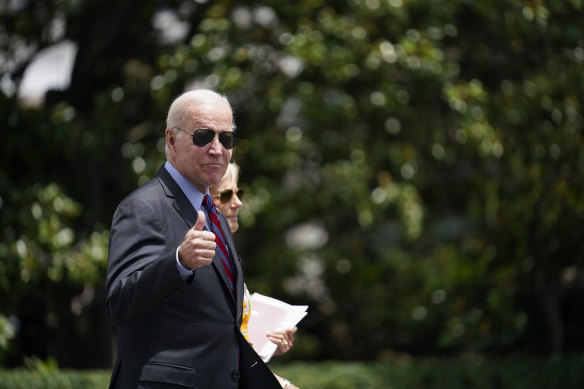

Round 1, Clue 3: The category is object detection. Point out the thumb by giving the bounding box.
[193,210,206,231]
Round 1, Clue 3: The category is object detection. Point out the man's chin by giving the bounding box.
[205,171,225,185]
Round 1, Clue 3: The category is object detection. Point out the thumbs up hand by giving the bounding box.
[178,211,217,269]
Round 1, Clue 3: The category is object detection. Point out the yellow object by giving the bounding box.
[240,284,252,343]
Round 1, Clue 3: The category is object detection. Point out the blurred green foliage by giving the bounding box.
[272,355,584,389]
[1,0,583,368]
[2,357,584,389]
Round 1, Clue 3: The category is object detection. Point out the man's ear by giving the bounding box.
[165,128,176,148]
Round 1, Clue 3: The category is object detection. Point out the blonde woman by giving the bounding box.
[210,162,298,389]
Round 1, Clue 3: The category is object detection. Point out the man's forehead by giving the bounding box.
[184,104,232,129]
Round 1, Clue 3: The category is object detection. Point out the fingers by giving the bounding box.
[285,327,297,338]
[272,328,296,342]
[187,241,216,260]
[268,331,294,355]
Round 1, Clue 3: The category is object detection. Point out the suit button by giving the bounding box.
[231,369,240,380]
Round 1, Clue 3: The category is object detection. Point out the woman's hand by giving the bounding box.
[268,326,297,356]
[275,374,300,388]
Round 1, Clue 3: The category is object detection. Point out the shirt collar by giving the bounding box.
[164,161,208,212]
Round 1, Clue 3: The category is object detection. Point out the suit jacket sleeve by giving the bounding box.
[106,195,189,326]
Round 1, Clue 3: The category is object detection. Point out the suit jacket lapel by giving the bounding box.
[156,167,197,228]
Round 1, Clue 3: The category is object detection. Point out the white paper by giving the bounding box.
[247,293,308,362]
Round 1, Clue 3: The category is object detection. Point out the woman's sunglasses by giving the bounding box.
[218,188,244,203]
[174,127,239,149]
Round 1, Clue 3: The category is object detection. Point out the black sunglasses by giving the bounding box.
[174,127,239,149]
[218,188,244,203]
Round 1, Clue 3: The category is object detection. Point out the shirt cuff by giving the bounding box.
[175,246,194,280]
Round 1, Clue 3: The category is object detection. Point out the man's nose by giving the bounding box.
[208,135,223,153]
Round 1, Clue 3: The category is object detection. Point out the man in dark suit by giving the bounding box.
[106,89,281,388]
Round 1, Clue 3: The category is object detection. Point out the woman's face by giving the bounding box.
[209,169,243,233]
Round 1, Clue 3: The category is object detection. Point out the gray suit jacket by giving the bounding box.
[106,167,280,388]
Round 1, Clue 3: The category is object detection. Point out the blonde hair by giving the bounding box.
[225,162,240,184]
[210,162,240,197]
